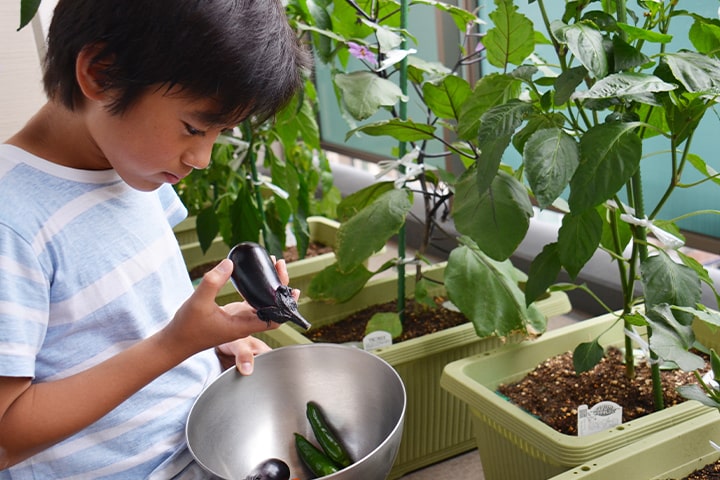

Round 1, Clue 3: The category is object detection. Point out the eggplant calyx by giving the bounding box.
[255,285,311,330]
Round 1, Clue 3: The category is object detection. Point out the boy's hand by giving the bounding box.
[215,337,270,374]
[162,257,300,366]
[214,257,301,374]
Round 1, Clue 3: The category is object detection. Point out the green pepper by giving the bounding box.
[306,401,352,468]
[294,433,340,477]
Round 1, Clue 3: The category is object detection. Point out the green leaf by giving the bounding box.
[689,16,720,57]
[366,312,403,339]
[557,209,603,280]
[554,66,587,106]
[611,35,651,72]
[484,0,535,69]
[476,100,535,195]
[512,113,566,154]
[677,384,720,409]
[646,304,705,372]
[641,251,702,325]
[446,243,535,338]
[336,182,395,222]
[663,51,720,95]
[423,75,472,121]
[335,189,412,271]
[569,122,642,212]
[229,187,263,246]
[554,21,608,78]
[665,96,710,147]
[523,127,579,209]
[196,207,220,254]
[414,278,436,308]
[616,23,673,44]
[334,72,408,121]
[457,73,522,140]
[413,0,481,32]
[347,118,436,142]
[572,72,676,103]
[453,169,533,261]
[573,341,605,374]
[687,153,720,185]
[672,306,720,329]
[306,263,375,303]
[19,0,41,31]
[525,243,562,306]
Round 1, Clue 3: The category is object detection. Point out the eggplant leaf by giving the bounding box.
[306,263,375,303]
[445,242,539,338]
[646,304,705,372]
[335,189,412,272]
[453,168,532,261]
[334,72,408,121]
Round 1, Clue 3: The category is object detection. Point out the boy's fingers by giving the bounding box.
[195,259,233,300]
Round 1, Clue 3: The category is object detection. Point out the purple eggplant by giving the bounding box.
[243,457,291,480]
[227,242,311,330]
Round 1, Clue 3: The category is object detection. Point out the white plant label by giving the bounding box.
[363,331,392,351]
[577,400,623,436]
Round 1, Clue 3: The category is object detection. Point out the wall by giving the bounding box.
[0,2,46,142]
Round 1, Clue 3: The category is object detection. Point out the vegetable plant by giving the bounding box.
[173,78,341,260]
[294,0,720,413]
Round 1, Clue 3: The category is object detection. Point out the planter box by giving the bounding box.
[440,312,720,480]
[550,410,720,479]
[173,216,201,246]
[254,263,572,478]
[179,216,343,305]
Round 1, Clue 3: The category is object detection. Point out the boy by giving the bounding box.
[0,0,310,477]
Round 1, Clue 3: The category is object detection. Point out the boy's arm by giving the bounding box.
[0,259,271,468]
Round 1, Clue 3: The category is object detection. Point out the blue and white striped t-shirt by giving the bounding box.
[0,145,221,479]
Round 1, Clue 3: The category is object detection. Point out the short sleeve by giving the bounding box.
[157,184,188,228]
[0,223,50,378]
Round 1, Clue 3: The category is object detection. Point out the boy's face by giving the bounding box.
[85,85,233,192]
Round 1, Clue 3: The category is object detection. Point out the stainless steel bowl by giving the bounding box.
[186,344,406,479]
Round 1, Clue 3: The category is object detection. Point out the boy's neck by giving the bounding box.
[6,101,111,171]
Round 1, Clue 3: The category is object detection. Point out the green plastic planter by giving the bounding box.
[254,263,572,478]
[550,410,720,479]
[440,312,720,480]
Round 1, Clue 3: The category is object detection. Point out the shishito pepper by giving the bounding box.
[294,433,340,477]
[306,401,352,468]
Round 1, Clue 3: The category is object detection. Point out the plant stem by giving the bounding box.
[396,0,409,323]
[242,121,268,248]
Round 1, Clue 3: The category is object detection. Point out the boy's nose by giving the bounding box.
[181,144,213,170]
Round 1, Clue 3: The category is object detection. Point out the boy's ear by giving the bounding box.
[75,44,114,102]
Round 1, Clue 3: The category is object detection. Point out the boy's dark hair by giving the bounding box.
[43,0,311,125]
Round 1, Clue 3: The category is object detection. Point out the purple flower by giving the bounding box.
[347,42,377,64]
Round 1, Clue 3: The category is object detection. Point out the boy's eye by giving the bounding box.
[184,122,205,137]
